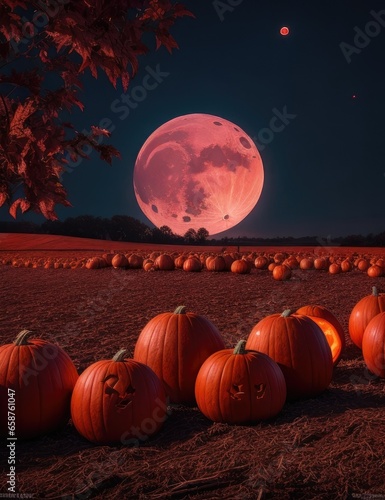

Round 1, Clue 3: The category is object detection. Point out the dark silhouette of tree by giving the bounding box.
[196,227,209,243]
[184,228,197,243]
[108,215,150,242]
[0,1,193,220]
[2,215,385,248]
[0,219,40,233]
[182,227,209,244]
[151,225,181,243]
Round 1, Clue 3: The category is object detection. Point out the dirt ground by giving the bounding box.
[1,245,385,499]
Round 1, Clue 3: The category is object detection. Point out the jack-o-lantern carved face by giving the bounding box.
[102,374,136,409]
[71,351,168,444]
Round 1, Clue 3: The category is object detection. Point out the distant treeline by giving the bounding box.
[1,215,385,247]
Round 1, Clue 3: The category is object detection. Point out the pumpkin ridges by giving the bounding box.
[134,308,225,403]
[86,361,106,442]
[71,356,167,444]
[0,336,78,439]
[219,351,236,423]
[362,312,385,378]
[348,287,385,349]
[195,344,286,424]
[246,312,333,401]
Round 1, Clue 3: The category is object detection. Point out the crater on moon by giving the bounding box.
[133,113,264,236]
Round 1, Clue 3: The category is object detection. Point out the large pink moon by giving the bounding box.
[133,113,264,236]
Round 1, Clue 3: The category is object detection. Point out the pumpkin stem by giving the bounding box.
[233,340,247,354]
[372,286,378,296]
[112,349,127,362]
[281,309,292,317]
[14,330,33,345]
[174,305,187,314]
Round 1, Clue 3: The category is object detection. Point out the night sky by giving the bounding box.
[2,0,385,239]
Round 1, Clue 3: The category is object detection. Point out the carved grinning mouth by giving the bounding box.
[229,383,266,400]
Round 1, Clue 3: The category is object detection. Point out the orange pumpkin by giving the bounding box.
[357,258,370,271]
[0,330,78,439]
[206,255,226,272]
[296,305,345,366]
[340,260,351,272]
[154,254,175,271]
[367,265,383,278]
[362,312,385,378]
[272,264,291,281]
[246,310,333,401]
[133,306,225,403]
[349,286,385,349]
[71,349,167,444]
[174,255,186,269]
[254,256,269,270]
[328,263,341,274]
[230,259,250,274]
[195,340,286,424]
[183,257,202,272]
[299,258,313,270]
[314,257,328,270]
[128,254,144,269]
[111,253,128,269]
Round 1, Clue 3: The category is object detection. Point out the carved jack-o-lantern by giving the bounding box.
[71,350,168,444]
[194,340,286,424]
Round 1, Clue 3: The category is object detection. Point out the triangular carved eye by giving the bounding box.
[229,384,245,400]
[255,383,266,399]
[102,375,136,408]
[103,374,119,395]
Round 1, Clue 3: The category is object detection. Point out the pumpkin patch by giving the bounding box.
[1,239,385,498]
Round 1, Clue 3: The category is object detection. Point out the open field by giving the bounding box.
[1,234,385,499]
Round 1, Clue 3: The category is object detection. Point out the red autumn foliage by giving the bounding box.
[0,0,193,220]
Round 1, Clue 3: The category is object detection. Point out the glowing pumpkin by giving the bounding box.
[296,305,345,366]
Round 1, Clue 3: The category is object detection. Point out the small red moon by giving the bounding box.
[280,26,290,36]
[133,114,264,236]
